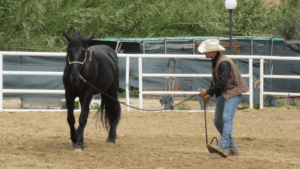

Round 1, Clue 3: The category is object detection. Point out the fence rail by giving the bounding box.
[0,51,299,112]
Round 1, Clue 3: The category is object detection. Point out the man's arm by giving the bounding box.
[206,61,231,97]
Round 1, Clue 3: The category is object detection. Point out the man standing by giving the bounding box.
[197,39,248,158]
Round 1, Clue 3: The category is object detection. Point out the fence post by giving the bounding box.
[126,56,130,112]
[139,56,143,111]
[249,58,253,109]
[260,58,264,109]
[0,54,2,112]
[139,41,145,111]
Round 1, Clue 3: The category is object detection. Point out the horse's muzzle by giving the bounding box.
[70,75,81,85]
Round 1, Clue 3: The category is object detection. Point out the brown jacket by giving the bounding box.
[212,54,248,100]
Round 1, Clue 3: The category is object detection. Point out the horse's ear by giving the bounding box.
[63,32,72,42]
[85,34,94,44]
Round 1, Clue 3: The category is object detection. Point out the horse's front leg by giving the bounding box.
[65,92,77,145]
[74,94,92,151]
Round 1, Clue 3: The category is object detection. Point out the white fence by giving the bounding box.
[0,51,299,112]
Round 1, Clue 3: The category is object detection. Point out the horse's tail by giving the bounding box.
[94,98,109,130]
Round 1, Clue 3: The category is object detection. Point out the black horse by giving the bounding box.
[63,32,121,151]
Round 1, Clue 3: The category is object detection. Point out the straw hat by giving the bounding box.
[198,39,225,53]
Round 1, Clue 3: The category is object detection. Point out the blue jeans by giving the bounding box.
[214,94,241,151]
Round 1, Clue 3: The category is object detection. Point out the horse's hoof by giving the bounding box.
[106,138,115,144]
[74,148,83,153]
[74,144,84,151]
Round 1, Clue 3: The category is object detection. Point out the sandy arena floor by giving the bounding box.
[0,98,300,168]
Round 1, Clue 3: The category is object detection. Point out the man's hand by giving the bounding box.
[197,88,207,98]
[197,88,211,108]
[203,95,212,108]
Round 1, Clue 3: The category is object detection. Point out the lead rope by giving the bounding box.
[203,98,218,148]
[80,75,197,111]
[204,98,208,144]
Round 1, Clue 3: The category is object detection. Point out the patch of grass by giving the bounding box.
[118,87,140,98]
[237,104,249,110]
[238,97,300,110]
[238,104,260,110]
[19,101,30,109]
[61,104,67,109]
[91,104,100,110]
[61,101,80,109]
[265,100,270,107]
[276,97,287,108]
[275,96,300,108]
[253,104,260,110]
[289,102,300,108]
[176,102,190,110]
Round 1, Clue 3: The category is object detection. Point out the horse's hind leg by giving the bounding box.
[104,87,121,143]
[65,93,77,145]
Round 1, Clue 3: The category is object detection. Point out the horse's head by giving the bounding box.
[63,32,94,85]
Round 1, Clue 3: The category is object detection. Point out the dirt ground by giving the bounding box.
[0,98,300,169]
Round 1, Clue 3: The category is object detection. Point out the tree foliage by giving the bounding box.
[0,0,298,51]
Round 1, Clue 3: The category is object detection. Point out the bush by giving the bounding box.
[0,0,292,51]
[275,10,300,40]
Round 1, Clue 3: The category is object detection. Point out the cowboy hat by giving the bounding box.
[198,39,225,53]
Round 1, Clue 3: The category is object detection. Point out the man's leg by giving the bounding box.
[219,94,241,152]
[214,95,226,135]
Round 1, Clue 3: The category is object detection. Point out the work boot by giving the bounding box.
[228,149,239,156]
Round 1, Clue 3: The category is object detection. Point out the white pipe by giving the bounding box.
[0,54,2,111]
[249,58,253,109]
[142,73,250,78]
[0,51,66,57]
[260,59,264,109]
[150,110,215,113]
[118,54,300,60]
[139,57,143,111]
[1,51,299,60]
[115,41,120,52]
[0,108,215,112]
[143,91,198,95]
[143,74,212,78]
[3,89,64,94]
[1,109,81,112]
[118,54,206,58]
[126,56,130,112]
[263,75,300,79]
[222,55,300,60]
[263,92,300,96]
[3,71,63,76]
[142,91,250,95]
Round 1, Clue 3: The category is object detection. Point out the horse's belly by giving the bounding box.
[95,78,115,91]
